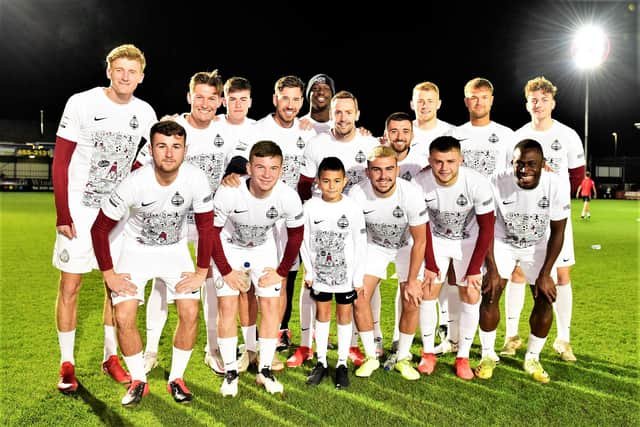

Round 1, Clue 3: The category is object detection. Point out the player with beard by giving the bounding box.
[349,146,437,380]
[91,120,214,406]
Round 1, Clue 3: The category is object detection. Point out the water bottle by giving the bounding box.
[240,261,251,292]
[383,353,398,371]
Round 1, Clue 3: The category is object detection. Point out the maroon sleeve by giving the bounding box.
[211,226,232,276]
[194,211,214,269]
[569,165,585,195]
[466,211,495,276]
[423,222,439,273]
[297,175,315,202]
[52,136,77,226]
[276,225,304,277]
[90,210,118,271]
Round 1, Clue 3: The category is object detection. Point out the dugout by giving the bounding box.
[593,156,640,199]
[0,142,54,191]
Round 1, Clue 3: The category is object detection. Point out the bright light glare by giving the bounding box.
[572,26,610,69]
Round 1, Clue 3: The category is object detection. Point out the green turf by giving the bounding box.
[0,193,638,426]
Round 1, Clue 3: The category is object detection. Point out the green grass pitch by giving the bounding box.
[0,193,638,426]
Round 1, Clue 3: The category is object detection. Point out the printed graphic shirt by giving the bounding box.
[413,166,494,254]
[102,163,212,247]
[452,121,515,177]
[300,195,367,293]
[57,87,157,208]
[213,177,304,250]
[491,170,570,249]
[349,178,428,255]
[301,132,379,194]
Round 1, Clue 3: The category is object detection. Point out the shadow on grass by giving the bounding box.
[75,383,135,427]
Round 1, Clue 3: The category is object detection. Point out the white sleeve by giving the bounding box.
[101,174,135,221]
[473,177,495,216]
[566,129,586,169]
[191,169,215,214]
[132,106,158,167]
[56,93,83,143]
[352,210,367,288]
[299,204,314,282]
[283,188,305,228]
[550,175,571,221]
[213,186,231,227]
[300,140,317,178]
[406,183,429,226]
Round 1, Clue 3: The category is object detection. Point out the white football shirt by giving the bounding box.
[301,132,379,194]
[490,170,570,249]
[300,195,367,293]
[57,87,157,208]
[247,114,317,189]
[413,166,494,255]
[349,178,428,255]
[101,163,212,275]
[452,121,515,177]
[213,177,304,251]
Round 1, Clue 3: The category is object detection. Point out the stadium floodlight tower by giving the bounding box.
[571,25,610,169]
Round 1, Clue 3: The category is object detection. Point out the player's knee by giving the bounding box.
[178,302,199,324]
[114,308,136,330]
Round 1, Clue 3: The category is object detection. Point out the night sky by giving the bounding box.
[1,1,638,160]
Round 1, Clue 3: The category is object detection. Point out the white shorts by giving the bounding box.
[364,243,424,283]
[556,216,575,267]
[275,219,300,271]
[111,238,199,305]
[493,240,558,285]
[432,241,475,286]
[213,246,282,298]
[52,198,125,274]
[111,274,201,306]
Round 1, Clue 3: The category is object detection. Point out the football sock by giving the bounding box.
[168,346,192,382]
[397,332,415,361]
[217,336,238,373]
[457,301,480,358]
[104,325,118,361]
[505,281,526,338]
[392,284,401,342]
[58,329,75,365]
[360,330,376,358]
[258,338,277,371]
[479,329,497,358]
[419,300,437,353]
[315,320,330,367]
[241,324,257,352]
[202,277,218,354]
[123,352,146,382]
[525,334,547,361]
[554,283,573,342]
[300,286,315,348]
[337,322,352,367]
[145,278,168,355]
